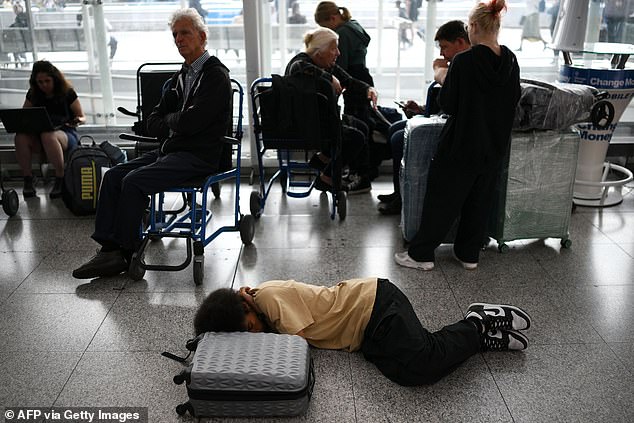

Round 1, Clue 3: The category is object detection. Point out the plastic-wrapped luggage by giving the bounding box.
[488,129,580,252]
[173,332,314,418]
[513,79,605,131]
[400,115,447,242]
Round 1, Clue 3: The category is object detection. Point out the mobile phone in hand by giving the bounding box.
[394,100,407,110]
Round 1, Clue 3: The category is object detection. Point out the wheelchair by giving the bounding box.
[118,69,254,285]
[249,76,347,220]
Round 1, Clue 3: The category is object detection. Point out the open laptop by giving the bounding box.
[0,107,60,133]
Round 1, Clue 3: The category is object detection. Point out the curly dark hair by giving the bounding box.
[28,60,73,103]
[194,288,247,335]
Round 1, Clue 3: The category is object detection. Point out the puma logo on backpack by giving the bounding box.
[62,135,115,215]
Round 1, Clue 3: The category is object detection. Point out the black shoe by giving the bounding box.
[23,176,36,198]
[308,154,327,172]
[49,177,63,199]
[378,197,402,215]
[72,249,128,279]
[377,192,398,203]
[313,176,332,192]
[345,175,371,195]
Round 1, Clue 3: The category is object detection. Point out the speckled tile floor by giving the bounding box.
[1,175,632,423]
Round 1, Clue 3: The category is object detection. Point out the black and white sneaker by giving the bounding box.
[466,303,531,333]
[345,174,371,195]
[481,329,528,351]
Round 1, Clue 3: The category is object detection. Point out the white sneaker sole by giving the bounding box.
[453,252,477,270]
[394,252,434,271]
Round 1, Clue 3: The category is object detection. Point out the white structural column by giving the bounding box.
[243,0,270,169]
[24,0,38,61]
[424,0,438,84]
[89,0,116,125]
[278,0,288,73]
[376,0,383,75]
[81,3,96,74]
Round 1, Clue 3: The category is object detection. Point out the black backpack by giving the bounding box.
[62,136,114,215]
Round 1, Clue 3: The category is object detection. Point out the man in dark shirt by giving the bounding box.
[73,8,232,279]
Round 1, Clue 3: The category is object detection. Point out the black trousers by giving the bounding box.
[341,115,370,175]
[407,157,499,263]
[361,279,480,386]
[92,150,218,251]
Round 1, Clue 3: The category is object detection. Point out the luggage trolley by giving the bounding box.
[120,78,254,285]
[249,76,347,220]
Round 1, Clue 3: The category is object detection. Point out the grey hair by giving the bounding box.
[169,8,209,43]
[304,27,338,56]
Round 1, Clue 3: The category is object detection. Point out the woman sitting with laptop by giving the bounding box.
[15,60,86,198]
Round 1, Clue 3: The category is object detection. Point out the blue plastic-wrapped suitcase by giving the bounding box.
[173,332,314,418]
[400,115,447,242]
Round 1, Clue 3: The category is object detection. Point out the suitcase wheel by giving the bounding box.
[173,370,187,385]
[175,403,190,416]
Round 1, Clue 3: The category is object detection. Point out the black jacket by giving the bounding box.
[437,44,520,173]
[285,52,370,119]
[146,55,232,165]
[285,52,369,99]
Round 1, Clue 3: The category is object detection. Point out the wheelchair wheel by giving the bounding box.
[250,191,262,218]
[336,190,347,220]
[128,252,146,281]
[193,255,204,286]
[2,189,19,217]
[211,182,221,199]
[240,214,255,245]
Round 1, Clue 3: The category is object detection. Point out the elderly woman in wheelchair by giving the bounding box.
[285,26,378,195]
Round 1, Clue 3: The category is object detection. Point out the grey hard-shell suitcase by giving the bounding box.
[173,332,314,418]
[400,115,447,242]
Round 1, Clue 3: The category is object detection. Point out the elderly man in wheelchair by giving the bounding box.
[73,8,235,279]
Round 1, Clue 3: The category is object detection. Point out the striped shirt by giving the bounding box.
[183,50,210,104]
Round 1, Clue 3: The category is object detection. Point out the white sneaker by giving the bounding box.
[394,252,434,271]
[453,251,478,270]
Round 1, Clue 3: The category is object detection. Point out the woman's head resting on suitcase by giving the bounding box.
[303,27,340,69]
[194,288,268,335]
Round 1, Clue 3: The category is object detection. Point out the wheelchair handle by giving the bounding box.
[119,133,160,143]
[117,106,139,118]
[223,136,240,145]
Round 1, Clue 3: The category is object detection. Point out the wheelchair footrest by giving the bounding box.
[135,234,202,272]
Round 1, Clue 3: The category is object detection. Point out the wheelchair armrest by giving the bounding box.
[223,136,240,145]
[117,106,139,118]
[119,133,160,143]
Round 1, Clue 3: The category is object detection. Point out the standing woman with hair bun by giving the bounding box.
[314,1,376,127]
[395,0,521,271]
[314,1,373,86]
